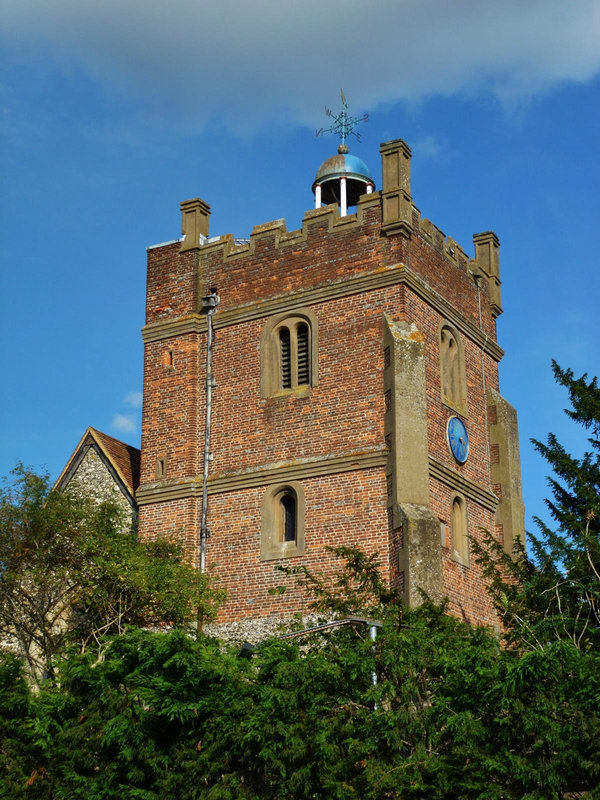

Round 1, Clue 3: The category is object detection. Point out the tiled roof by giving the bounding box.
[55,427,140,498]
[90,428,141,495]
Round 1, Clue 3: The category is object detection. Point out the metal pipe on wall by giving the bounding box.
[369,623,378,709]
[200,289,220,575]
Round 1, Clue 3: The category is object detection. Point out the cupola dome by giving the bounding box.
[312,145,375,213]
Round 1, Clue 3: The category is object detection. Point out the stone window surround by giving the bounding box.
[451,493,469,567]
[260,481,306,561]
[156,455,167,480]
[260,309,318,398]
[439,320,468,418]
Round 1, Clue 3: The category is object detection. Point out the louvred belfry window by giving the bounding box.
[276,320,311,390]
[296,323,310,385]
[260,311,318,398]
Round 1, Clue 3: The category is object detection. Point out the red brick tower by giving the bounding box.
[137,136,524,630]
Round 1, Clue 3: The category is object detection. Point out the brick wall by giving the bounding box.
[140,332,202,483]
[207,468,388,622]
[138,188,506,629]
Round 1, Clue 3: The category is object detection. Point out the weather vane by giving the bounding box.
[316,90,368,153]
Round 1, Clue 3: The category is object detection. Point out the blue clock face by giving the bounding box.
[447,416,469,464]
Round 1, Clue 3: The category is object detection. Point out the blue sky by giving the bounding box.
[1,0,599,535]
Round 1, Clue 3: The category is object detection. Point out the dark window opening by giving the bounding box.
[281,493,296,542]
[279,327,291,389]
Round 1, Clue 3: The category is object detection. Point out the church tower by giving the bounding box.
[137,113,524,632]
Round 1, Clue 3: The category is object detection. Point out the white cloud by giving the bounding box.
[123,390,142,409]
[412,135,443,160]
[111,413,136,434]
[2,0,600,134]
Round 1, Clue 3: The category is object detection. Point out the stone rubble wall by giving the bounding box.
[203,613,325,647]
[65,447,137,533]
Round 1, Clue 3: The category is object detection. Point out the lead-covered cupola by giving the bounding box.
[313,92,374,216]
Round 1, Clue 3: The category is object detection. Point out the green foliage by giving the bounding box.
[0,652,34,798]
[3,361,600,799]
[0,466,221,684]
[2,548,598,798]
[473,362,600,651]
[276,544,400,616]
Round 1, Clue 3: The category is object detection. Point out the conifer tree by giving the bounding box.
[2,363,600,797]
[4,548,598,799]
[475,361,600,650]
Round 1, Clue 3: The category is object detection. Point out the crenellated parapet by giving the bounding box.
[410,208,503,318]
[178,133,502,325]
[143,163,504,341]
[179,193,382,264]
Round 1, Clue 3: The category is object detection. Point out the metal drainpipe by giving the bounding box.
[369,623,378,710]
[199,289,220,576]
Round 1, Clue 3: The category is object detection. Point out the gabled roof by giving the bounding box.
[55,427,141,499]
